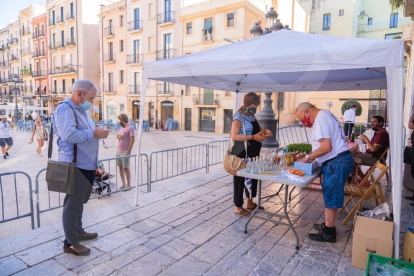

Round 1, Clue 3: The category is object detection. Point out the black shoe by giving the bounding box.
[405,196,414,201]
[308,230,337,243]
[5,152,9,156]
[3,155,6,159]
[313,223,326,231]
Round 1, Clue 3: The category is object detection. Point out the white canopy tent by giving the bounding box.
[136,30,405,257]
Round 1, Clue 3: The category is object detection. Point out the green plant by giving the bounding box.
[393,35,402,39]
[390,0,404,10]
[286,143,312,154]
[355,124,366,129]
[341,99,362,116]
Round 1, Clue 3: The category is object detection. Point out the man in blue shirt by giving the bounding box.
[52,79,109,256]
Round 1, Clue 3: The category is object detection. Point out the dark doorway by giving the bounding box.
[132,100,140,121]
[185,108,192,131]
[148,102,154,127]
[224,109,233,133]
[161,101,173,128]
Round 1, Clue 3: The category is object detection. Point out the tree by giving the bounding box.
[390,0,404,10]
[341,99,362,116]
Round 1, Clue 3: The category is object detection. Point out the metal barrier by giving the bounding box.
[278,124,310,147]
[208,140,229,172]
[35,154,148,227]
[0,171,35,229]
[148,144,208,192]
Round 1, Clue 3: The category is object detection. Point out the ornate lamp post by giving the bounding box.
[250,7,289,148]
[7,75,23,124]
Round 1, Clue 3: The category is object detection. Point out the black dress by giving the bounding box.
[231,118,262,207]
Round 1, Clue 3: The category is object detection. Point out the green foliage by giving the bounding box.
[355,124,366,130]
[391,0,404,10]
[286,143,312,154]
[341,99,362,116]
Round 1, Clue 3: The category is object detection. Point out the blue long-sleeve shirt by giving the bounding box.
[51,97,98,170]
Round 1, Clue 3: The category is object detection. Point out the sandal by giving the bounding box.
[234,208,250,217]
[246,203,265,210]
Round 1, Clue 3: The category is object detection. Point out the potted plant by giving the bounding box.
[354,124,366,136]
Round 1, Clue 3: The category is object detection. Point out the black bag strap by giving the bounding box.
[48,102,79,163]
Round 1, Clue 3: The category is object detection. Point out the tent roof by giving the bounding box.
[144,30,405,93]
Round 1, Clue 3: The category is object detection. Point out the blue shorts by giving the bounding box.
[0,137,13,147]
[321,153,354,209]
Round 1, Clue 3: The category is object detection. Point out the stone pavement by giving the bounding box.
[2,162,411,276]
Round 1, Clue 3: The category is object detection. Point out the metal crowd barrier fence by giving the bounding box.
[208,140,229,171]
[148,144,208,192]
[278,124,310,147]
[35,154,148,227]
[0,171,35,229]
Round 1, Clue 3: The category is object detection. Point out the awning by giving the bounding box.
[202,19,213,31]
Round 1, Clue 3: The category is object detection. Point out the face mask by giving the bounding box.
[301,113,313,127]
[80,100,93,111]
[247,107,257,115]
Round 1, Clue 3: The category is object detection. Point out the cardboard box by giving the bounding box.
[403,231,414,263]
[294,161,318,175]
[352,216,394,270]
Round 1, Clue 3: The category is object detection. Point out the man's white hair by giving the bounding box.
[296,102,316,113]
[72,79,99,95]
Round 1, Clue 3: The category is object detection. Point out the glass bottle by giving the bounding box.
[246,158,252,173]
[278,154,287,170]
[253,157,260,174]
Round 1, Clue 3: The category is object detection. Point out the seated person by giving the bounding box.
[95,162,114,182]
[353,116,389,177]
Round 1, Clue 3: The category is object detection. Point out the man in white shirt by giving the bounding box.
[0,115,14,159]
[343,104,356,139]
[296,102,354,243]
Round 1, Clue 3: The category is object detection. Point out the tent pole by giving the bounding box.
[233,75,247,113]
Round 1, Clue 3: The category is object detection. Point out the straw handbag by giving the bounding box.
[223,117,248,176]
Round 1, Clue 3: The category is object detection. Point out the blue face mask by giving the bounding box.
[80,100,93,111]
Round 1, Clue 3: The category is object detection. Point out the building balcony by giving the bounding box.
[105,53,116,63]
[126,54,143,65]
[104,84,116,94]
[358,18,411,33]
[12,38,18,45]
[56,41,65,49]
[20,48,32,56]
[66,37,76,47]
[0,61,8,68]
[56,15,65,24]
[157,11,175,25]
[49,19,56,27]
[20,69,32,77]
[22,85,33,94]
[156,49,175,60]
[128,20,142,32]
[105,27,115,38]
[157,82,174,95]
[0,77,8,83]
[32,70,47,78]
[33,49,46,58]
[32,31,45,39]
[202,31,213,42]
[10,55,19,62]
[49,66,77,75]
[192,94,220,106]
[57,87,70,94]
[129,85,140,94]
[49,43,57,51]
[66,12,75,21]
[20,27,31,36]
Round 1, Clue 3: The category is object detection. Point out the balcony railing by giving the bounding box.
[56,41,65,48]
[12,38,18,44]
[157,82,173,94]
[20,69,32,76]
[49,18,56,26]
[105,27,115,37]
[51,89,57,94]
[20,27,31,36]
[202,31,213,42]
[129,85,140,94]
[22,85,33,93]
[33,49,46,57]
[56,15,64,24]
[33,70,46,78]
[50,66,77,75]
[192,94,220,105]
[49,43,57,50]
[32,31,45,39]
[105,53,116,63]
[66,12,75,20]
[0,77,8,83]
[0,61,8,67]
[104,84,116,94]
[126,54,143,64]
[157,11,175,25]
[66,37,76,46]
[58,87,70,94]
[10,55,19,62]
[21,48,32,56]
[358,18,412,33]
[156,49,175,60]
[128,20,142,32]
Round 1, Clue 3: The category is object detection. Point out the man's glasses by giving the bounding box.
[101,139,114,149]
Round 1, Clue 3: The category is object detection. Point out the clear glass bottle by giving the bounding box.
[278,154,287,170]
[246,158,252,173]
[253,157,260,174]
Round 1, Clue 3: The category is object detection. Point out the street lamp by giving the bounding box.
[7,75,23,124]
[250,7,289,148]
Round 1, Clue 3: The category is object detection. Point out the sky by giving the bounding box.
[0,0,46,28]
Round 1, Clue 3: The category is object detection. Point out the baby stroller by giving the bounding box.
[92,162,115,197]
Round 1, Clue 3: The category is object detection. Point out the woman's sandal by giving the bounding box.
[246,203,265,210]
[234,208,251,217]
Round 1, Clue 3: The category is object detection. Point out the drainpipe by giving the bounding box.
[155,0,158,127]
[101,13,105,121]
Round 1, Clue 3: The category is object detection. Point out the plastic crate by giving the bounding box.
[365,253,414,276]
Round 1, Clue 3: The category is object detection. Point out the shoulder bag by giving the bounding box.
[223,116,248,176]
[46,103,78,195]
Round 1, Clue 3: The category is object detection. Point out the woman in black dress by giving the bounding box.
[230,92,271,217]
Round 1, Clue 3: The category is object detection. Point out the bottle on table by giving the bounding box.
[253,157,260,174]
[350,132,355,143]
[246,158,253,173]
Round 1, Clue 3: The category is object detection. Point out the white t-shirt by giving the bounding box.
[0,121,12,138]
[311,110,349,164]
[343,109,356,122]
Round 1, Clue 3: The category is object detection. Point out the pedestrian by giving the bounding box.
[343,104,357,139]
[30,117,47,157]
[296,102,354,243]
[52,79,109,256]
[0,115,14,159]
[7,115,12,123]
[230,92,272,217]
[116,113,135,190]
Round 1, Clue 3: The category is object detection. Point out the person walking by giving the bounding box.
[116,113,135,190]
[0,115,14,159]
[343,104,357,139]
[230,92,271,217]
[30,117,47,157]
[52,79,109,256]
[296,102,354,243]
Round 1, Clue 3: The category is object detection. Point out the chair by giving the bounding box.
[353,147,390,189]
[340,162,388,225]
